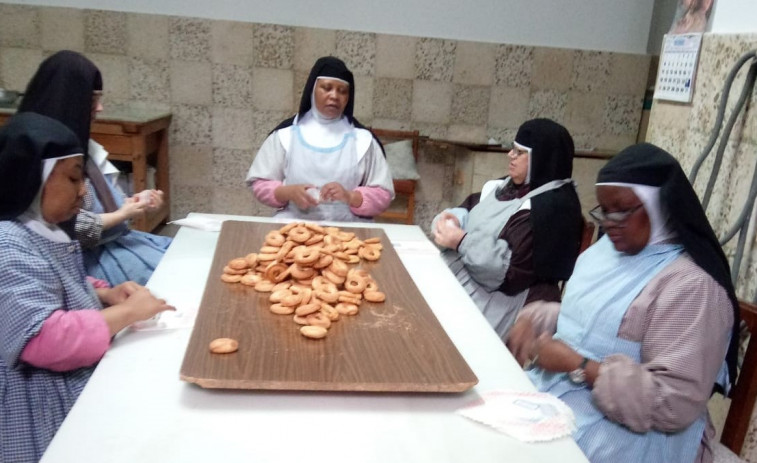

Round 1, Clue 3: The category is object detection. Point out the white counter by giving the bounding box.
[41,214,588,463]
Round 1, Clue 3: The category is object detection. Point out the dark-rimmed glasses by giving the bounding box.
[589,203,643,226]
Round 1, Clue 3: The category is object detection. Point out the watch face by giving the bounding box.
[569,368,586,384]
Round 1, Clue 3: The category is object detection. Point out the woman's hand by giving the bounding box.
[533,334,584,373]
[100,286,176,336]
[506,316,538,367]
[120,196,149,219]
[96,281,141,306]
[433,212,465,249]
[321,182,361,207]
[275,184,319,210]
[135,189,165,211]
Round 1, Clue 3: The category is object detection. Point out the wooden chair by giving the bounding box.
[579,217,595,254]
[717,300,757,458]
[369,128,420,225]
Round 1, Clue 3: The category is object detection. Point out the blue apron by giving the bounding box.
[529,236,721,463]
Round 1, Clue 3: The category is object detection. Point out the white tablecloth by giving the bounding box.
[41,214,588,463]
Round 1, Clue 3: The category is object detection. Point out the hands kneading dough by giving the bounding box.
[220,222,386,340]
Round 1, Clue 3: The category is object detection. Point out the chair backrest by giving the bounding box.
[369,128,420,225]
[720,300,757,454]
[579,217,595,254]
[370,128,420,163]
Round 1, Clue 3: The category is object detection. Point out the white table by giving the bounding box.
[41,214,588,463]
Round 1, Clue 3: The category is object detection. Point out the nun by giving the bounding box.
[432,118,583,339]
[0,113,173,462]
[19,50,171,286]
[246,56,394,222]
[508,143,738,463]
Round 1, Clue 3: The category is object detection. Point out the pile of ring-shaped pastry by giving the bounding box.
[221,222,386,339]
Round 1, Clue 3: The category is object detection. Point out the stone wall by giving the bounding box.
[0,3,649,233]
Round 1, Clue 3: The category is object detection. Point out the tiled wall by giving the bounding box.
[0,3,650,233]
[647,33,757,461]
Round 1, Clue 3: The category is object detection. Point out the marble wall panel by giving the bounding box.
[212,147,255,189]
[253,24,293,69]
[451,84,490,126]
[169,17,211,62]
[128,57,170,103]
[84,10,126,55]
[89,53,130,103]
[170,143,213,187]
[373,77,412,121]
[415,38,456,82]
[0,4,40,49]
[293,27,335,72]
[210,20,254,66]
[376,35,416,79]
[41,7,84,52]
[453,41,495,86]
[495,44,533,88]
[171,60,212,105]
[335,30,375,77]
[0,47,43,91]
[212,63,253,108]
[127,14,169,60]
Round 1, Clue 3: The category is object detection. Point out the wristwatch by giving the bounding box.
[568,357,590,384]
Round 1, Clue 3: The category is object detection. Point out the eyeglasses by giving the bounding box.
[589,203,643,225]
[507,147,529,160]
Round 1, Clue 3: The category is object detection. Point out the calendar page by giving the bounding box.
[654,33,703,103]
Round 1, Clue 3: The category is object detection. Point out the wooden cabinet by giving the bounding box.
[0,108,172,232]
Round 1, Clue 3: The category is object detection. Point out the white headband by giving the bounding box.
[513,141,533,184]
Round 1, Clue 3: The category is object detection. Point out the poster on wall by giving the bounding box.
[670,0,714,34]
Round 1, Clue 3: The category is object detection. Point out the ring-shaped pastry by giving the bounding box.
[228,258,249,270]
[265,230,286,247]
[358,246,381,261]
[305,311,331,329]
[265,262,290,283]
[221,273,243,283]
[314,284,339,303]
[288,226,312,243]
[240,273,262,286]
[335,302,359,315]
[294,247,320,265]
[344,275,367,294]
[364,290,386,302]
[270,289,292,303]
[322,269,345,286]
[328,259,349,277]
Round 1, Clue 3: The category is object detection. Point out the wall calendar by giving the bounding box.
[654,33,703,103]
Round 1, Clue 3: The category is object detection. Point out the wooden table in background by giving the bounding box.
[0,107,172,233]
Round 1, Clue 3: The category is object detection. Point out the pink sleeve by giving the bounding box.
[251,179,286,208]
[350,186,392,217]
[86,276,111,289]
[20,310,111,372]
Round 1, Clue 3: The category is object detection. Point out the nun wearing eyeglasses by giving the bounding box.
[432,118,583,339]
[0,113,173,462]
[246,56,394,222]
[19,50,171,287]
[507,143,739,463]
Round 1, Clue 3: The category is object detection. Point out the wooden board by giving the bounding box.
[180,221,478,393]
